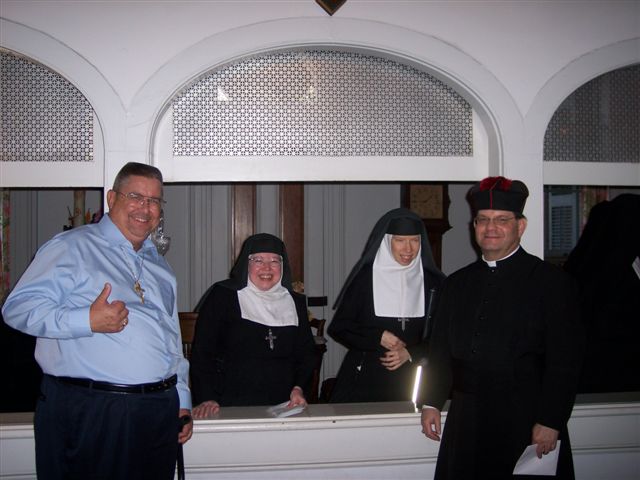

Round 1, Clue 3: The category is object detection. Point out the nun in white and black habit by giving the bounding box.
[328,208,445,403]
[190,233,316,418]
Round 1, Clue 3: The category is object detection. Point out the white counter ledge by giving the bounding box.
[2,394,639,479]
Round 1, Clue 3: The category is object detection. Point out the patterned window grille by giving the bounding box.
[0,50,94,163]
[172,50,473,157]
[544,65,639,163]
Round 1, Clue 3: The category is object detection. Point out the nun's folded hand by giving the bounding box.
[380,330,406,350]
[288,386,308,408]
[380,348,410,371]
[192,400,220,419]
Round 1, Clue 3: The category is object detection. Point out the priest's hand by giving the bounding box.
[288,386,307,408]
[532,423,559,458]
[90,283,129,333]
[178,408,193,444]
[380,330,406,351]
[380,347,411,370]
[421,407,442,441]
[192,400,220,419]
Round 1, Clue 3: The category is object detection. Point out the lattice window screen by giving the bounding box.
[544,65,639,163]
[173,50,473,157]
[0,50,94,163]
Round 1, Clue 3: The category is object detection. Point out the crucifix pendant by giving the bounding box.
[265,328,277,350]
[398,317,408,331]
[133,281,145,304]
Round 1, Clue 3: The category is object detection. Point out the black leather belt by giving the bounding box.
[54,374,177,394]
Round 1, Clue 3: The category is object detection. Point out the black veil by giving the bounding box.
[333,208,444,310]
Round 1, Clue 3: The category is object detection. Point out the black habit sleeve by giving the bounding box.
[189,284,231,405]
[328,268,386,353]
[291,292,317,396]
[417,276,454,410]
[536,262,585,430]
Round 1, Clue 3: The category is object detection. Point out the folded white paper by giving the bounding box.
[513,440,561,476]
[266,401,306,418]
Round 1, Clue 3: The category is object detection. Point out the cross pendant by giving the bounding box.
[133,281,145,304]
[398,317,408,331]
[265,328,277,350]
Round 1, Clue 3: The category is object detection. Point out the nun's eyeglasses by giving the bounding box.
[248,255,283,268]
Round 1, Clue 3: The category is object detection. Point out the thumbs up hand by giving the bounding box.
[89,283,129,333]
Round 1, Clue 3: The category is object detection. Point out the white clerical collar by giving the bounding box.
[372,234,425,318]
[483,245,521,267]
[237,278,298,327]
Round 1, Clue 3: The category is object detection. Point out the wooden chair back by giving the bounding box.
[309,317,326,337]
[178,312,198,360]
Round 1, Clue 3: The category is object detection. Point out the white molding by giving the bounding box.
[0,160,102,188]
[142,18,515,181]
[161,156,486,183]
[544,162,640,187]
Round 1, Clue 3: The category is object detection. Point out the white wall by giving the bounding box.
[2,1,636,115]
[442,183,478,274]
[2,1,638,257]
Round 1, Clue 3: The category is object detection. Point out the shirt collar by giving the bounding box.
[98,214,159,258]
[482,245,521,267]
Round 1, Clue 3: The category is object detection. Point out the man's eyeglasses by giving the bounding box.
[115,191,165,209]
[248,255,283,268]
[473,215,516,227]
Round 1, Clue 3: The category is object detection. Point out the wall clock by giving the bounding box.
[401,183,451,269]
[408,184,445,220]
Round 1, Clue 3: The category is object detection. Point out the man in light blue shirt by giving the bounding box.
[3,162,192,480]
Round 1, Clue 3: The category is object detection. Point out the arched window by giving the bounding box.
[544,64,639,165]
[0,50,94,163]
[543,65,639,259]
[172,50,472,157]
[0,49,103,187]
[154,49,487,182]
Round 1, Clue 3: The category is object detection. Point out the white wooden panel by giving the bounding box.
[544,162,640,187]
[2,397,638,480]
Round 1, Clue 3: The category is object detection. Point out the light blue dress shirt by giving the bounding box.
[2,214,191,409]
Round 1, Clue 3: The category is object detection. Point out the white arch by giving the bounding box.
[526,38,640,187]
[127,17,524,183]
[0,18,125,188]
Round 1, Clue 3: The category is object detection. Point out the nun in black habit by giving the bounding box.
[328,208,445,403]
[190,233,316,418]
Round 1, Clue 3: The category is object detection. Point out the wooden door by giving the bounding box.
[231,183,304,284]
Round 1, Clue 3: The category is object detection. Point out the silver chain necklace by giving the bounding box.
[120,247,146,304]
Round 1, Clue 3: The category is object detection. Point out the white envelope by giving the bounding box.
[266,401,306,418]
[513,440,561,476]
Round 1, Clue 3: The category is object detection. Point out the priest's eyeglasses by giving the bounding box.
[115,191,165,210]
[474,215,516,227]
[248,255,283,268]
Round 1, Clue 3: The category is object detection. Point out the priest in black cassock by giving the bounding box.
[420,177,585,480]
[190,233,316,417]
[328,208,445,403]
